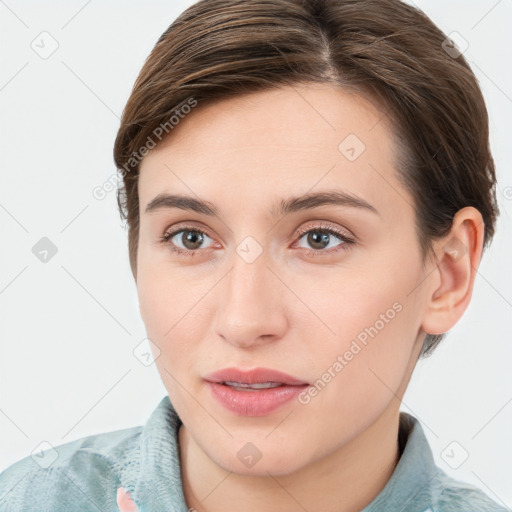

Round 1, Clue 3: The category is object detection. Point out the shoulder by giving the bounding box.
[0,425,143,512]
[430,470,508,512]
[393,412,508,512]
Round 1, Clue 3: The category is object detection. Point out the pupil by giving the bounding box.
[308,231,329,249]
[183,230,203,249]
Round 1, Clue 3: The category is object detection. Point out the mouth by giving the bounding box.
[203,366,309,387]
[203,367,309,416]
[220,381,296,391]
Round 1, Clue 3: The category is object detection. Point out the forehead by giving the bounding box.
[138,83,409,221]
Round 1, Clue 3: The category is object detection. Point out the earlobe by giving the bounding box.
[421,207,485,336]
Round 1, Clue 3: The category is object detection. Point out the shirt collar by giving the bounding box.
[363,411,439,511]
[129,395,438,511]
[131,395,187,511]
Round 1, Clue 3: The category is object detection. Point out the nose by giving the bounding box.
[213,247,288,349]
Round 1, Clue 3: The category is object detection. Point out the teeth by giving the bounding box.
[223,381,283,390]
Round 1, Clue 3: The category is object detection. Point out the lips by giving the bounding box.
[204,367,309,386]
[204,367,310,416]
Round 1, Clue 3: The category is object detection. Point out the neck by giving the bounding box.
[178,403,401,512]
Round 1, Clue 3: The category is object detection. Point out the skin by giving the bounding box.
[135,83,484,512]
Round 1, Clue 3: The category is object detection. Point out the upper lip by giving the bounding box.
[204,367,309,386]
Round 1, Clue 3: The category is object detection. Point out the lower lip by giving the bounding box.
[206,382,309,417]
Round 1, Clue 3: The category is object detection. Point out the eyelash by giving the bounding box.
[158,223,355,258]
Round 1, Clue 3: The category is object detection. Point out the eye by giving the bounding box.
[159,226,215,256]
[158,222,355,258]
[294,223,355,256]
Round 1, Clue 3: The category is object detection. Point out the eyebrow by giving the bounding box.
[144,190,379,217]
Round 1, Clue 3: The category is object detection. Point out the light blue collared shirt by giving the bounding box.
[0,395,508,511]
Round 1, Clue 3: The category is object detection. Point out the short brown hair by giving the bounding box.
[113,0,498,358]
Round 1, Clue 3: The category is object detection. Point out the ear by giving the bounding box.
[421,207,485,336]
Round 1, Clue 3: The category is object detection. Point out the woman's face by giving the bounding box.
[136,83,431,475]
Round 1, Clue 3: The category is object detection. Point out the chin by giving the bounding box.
[208,441,310,478]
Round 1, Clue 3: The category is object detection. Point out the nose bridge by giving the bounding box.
[214,241,285,345]
[224,230,273,300]
[225,244,273,313]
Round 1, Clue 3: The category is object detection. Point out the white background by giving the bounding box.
[1,0,511,508]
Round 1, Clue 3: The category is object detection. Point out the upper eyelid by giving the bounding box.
[295,222,353,237]
[165,223,215,240]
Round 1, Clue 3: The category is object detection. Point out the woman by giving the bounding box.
[0,0,506,510]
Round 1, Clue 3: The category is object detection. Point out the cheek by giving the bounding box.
[136,264,207,371]
[137,269,203,410]
[137,253,196,333]
[294,262,421,398]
